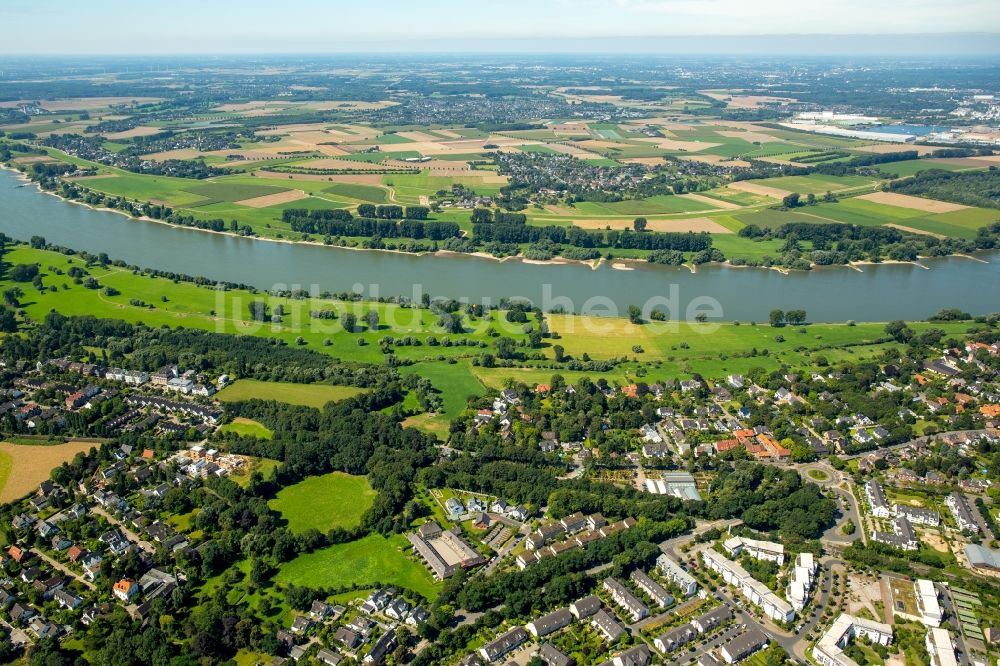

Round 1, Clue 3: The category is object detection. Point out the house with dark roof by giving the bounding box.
[591,609,626,643]
[538,643,573,666]
[478,626,528,663]
[570,595,601,620]
[654,623,697,653]
[720,630,768,664]
[526,607,572,638]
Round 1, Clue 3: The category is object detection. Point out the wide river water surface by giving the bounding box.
[0,169,997,322]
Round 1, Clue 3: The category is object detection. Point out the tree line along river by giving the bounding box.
[1,168,998,322]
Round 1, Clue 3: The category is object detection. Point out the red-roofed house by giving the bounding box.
[113,579,139,603]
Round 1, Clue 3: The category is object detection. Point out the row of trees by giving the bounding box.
[285,216,460,240]
[769,309,808,327]
[472,223,714,252]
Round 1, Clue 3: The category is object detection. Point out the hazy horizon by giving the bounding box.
[2,0,1000,55]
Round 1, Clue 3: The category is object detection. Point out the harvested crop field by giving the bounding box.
[11,155,56,164]
[577,139,634,151]
[0,441,99,503]
[235,189,308,208]
[728,181,792,198]
[324,174,387,185]
[396,131,441,142]
[550,121,592,135]
[716,129,780,143]
[623,157,669,166]
[856,191,969,213]
[854,143,939,156]
[21,97,162,111]
[938,154,1000,166]
[678,155,752,167]
[283,158,398,171]
[635,137,721,152]
[884,224,946,239]
[572,217,731,233]
[141,148,202,161]
[105,126,163,140]
[679,193,741,210]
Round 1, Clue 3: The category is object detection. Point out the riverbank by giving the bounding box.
[3,166,999,322]
[8,164,991,277]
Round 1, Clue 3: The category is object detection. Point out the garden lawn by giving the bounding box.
[269,472,376,534]
[275,533,441,600]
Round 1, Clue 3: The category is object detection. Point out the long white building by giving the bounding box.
[925,628,958,666]
[723,536,785,565]
[914,579,943,628]
[865,480,892,519]
[656,553,698,597]
[945,492,980,533]
[701,548,794,623]
[813,614,893,666]
[786,552,817,611]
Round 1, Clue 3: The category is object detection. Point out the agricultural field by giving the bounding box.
[216,379,364,408]
[569,194,718,216]
[5,52,1000,666]
[16,111,996,265]
[269,472,377,534]
[745,174,878,195]
[0,441,100,503]
[275,533,441,600]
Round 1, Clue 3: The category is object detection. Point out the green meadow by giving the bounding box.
[0,246,535,365]
[218,417,274,439]
[275,533,441,600]
[216,379,364,408]
[269,472,377,534]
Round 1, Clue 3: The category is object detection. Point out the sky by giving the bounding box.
[2,0,999,54]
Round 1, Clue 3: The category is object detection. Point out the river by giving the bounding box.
[0,168,997,322]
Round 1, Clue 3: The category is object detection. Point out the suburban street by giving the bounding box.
[31,548,96,591]
[91,506,156,555]
[658,521,847,666]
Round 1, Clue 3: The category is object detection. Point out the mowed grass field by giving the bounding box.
[216,379,364,408]
[275,533,441,600]
[218,417,273,439]
[0,441,99,503]
[269,472,376,534]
